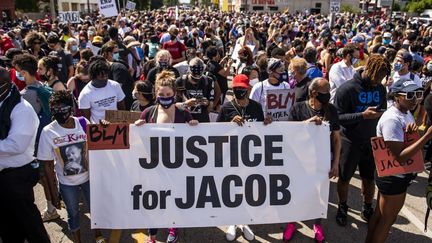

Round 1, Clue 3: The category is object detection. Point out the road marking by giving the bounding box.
[400,206,432,238]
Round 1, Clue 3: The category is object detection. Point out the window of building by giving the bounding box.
[80,4,86,12]
[269,6,278,11]
[253,6,264,11]
[315,3,322,8]
[71,3,78,11]
[61,2,69,11]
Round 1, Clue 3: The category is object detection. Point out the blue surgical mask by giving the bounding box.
[113,52,120,61]
[393,62,403,72]
[71,45,78,52]
[383,39,391,45]
[16,71,25,81]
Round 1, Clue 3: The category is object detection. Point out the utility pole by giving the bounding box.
[50,0,56,19]
[87,0,91,14]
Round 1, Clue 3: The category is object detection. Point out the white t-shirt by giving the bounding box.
[392,72,422,88]
[249,80,290,114]
[78,80,125,123]
[376,105,416,177]
[37,117,89,186]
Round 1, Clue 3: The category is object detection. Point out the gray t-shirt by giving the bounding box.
[21,81,43,114]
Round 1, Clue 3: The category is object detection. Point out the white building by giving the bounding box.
[221,0,360,15]
[57,0,99,12]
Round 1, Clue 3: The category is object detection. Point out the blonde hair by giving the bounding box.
[155,50,173,67]
[155,70,176,92]
[289,57,308,75]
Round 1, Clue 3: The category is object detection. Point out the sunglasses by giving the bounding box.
[398,91,424,100]
[51,105,72,113]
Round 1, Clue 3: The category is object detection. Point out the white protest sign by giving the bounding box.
[98,0,118,18]
[58,11,80,23]
[330,0,341,14]
[265,89,296,121]
[231,43,256,60]
[89,122,330,229]
[125,1,136,10]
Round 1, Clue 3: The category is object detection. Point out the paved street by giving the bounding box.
[34,170,432,243]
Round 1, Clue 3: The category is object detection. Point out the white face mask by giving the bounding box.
[249,78,259,87]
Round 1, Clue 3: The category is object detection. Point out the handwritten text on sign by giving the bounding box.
[87,124,129,150]
[266,89,295,121]
[105,110,141,124]
[58,11,80,23]
[98,0,118,18]
[371,133,425,177]
[89,122,330,229]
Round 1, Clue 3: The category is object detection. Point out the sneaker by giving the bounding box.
[226,225,237,241]
[335,203,349,226]
[313,224,325,243]
[240,225,255,241]
[166,228,178,243]
[41,209,60,222]
[283,223,296,242]
[361,206,374,222]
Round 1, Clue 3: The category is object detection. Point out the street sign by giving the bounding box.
[330,0,340,14]
[58,11,80,23]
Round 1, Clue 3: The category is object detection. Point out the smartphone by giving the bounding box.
[375,103,386,112]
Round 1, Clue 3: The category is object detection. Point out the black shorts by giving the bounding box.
[375,172,416,195]
[339,136,376,182]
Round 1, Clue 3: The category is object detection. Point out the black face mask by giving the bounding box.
[92,79,108,88]
[170,35,177,41]
[233,88,248,100]
[51,106,72,124]
[316,92,330,104]
[40,72,50,82]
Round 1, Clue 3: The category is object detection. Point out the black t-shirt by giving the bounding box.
[146,66,180,84]
[130,101,154,112]
[175,75,214,122]
[217,99,264,122]
[71,51,80,67]
[109,61,134,110]
[295,76,312,103]
[52,49,73,84]
[207,60,228,94]
[288,101,340,131]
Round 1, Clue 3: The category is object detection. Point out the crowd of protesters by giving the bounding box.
[1,7,432,243]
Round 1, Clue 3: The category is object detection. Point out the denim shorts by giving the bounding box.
[59,180,90,232]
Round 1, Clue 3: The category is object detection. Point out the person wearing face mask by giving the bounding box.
[216,74,271,242]
[366,79,431,243]
[101,41,134,110]
[235,46,254,75]
[78,58,126,124]
[0,48,26,90]
[135,70,198,243]
[146,50,180,84]
[24,32,48,59]
[131,81,154,112]
[206,46,234,105]
[37,56,66,91]
[37,90,105,243]
[162,27,186,65]
[285,77,341,243]
[176,58,215,122]
[241,66,260,87]
[66,38,81,67]
[47,35,74,83]
[0,67,51,243]
[329,43,360,103]
[351,35,369,68]
[333,54,391,227]
[289,57,312,103]
[186,29,203,50]
[392,51,422,88]
[250,58,290,114]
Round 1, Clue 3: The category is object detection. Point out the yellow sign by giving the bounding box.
[222,0,228,12]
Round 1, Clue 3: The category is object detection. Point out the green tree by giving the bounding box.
[16,0,39,12]
[406,0,432,13]
[393,2,401,11]
[341,4,361,14]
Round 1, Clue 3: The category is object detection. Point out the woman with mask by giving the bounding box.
[235,46,254,75]
[249,58,290,115]
[146,50,180,85]
[37,90,105,243]
[135,70,198,243]
[285,77,341,243]
[217,74,271,242]
[37,56,66,92]
[366,78,432,243]
[130,81,154,112]
[66,38,80,67]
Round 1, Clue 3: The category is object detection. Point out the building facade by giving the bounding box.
[0,0,15,19]
[222,0,360,15]
[57,0,99,12]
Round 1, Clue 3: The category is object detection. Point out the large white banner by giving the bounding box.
[90,122,330,229]
[265,89,296,121]
[98,0,118,18]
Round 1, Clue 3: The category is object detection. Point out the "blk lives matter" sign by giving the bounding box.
[89,122,330,229]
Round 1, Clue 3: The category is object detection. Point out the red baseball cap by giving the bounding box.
[232,74,250,89]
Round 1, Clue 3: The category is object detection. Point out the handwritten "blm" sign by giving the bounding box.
[371,133,425,177]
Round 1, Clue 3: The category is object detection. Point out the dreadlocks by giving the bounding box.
[364,54,391,84]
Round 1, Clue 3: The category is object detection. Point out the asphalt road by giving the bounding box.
[33,169,432,243]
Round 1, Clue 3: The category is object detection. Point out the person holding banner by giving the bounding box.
[286,77,341,242]
[366,79,431,243]
[216,74,271,241]
[135,70,198,243]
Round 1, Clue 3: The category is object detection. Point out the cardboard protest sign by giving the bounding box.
[87,124,129,150]
[98,0,118,18]
[125,1,136,10]
[58,11,80,23]
[265,89,296,121]
[371,133,425,177]
[105,110,141,124]
[89,122,330,229]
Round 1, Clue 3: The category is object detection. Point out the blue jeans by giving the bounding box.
[59,180,90,232]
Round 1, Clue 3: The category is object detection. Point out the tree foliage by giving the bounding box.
[341,4,361,14]
[406,0,432,13]
[16,0,39,12]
